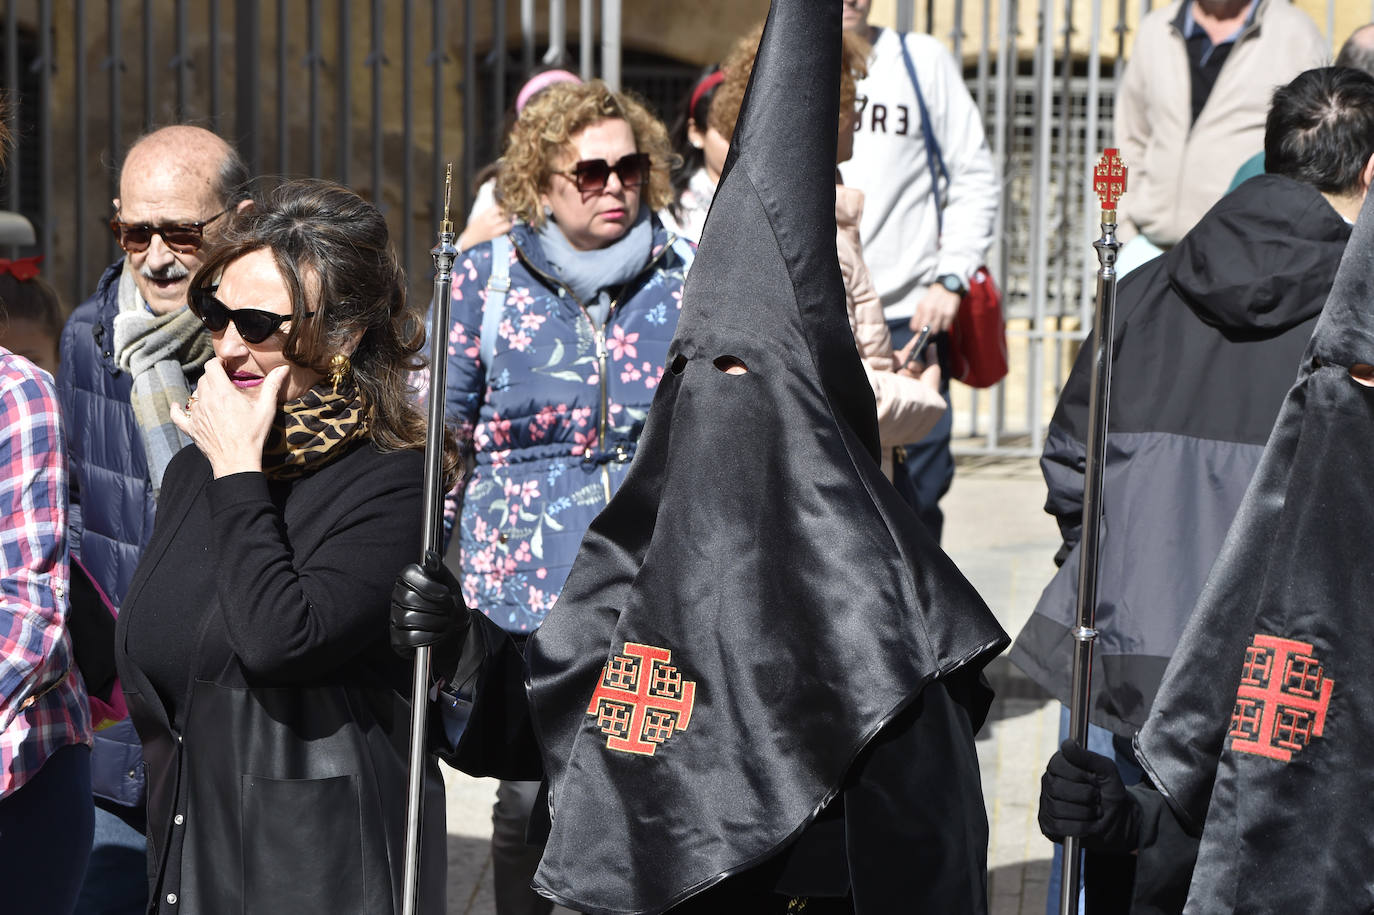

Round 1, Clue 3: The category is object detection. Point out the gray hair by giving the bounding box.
[1336,24,1374,78]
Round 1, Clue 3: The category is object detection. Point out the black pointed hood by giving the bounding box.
[689,0,881,458]
[525,2,1007,912]
[1135,188,1374,911]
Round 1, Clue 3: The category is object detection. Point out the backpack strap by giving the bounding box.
[480,234,512,370]
[896,31,951,236]
[480,232,688,371]
[669,234,696,271]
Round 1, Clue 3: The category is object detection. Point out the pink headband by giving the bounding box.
[688,70,726,119]
[516,69,583,113]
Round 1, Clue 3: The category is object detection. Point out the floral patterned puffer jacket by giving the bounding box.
[444,218,691,632]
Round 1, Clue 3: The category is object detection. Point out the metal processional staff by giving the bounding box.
[402,164,459,915]
[1060,148,1127,915]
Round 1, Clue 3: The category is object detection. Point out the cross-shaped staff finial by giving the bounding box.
[1094,148,1128,218]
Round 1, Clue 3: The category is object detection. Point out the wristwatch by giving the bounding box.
[936,273,967,296]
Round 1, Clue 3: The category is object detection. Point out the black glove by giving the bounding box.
[390,552,472,657]
[1038,739,1141,854]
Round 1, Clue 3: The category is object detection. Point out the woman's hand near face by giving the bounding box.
[172,358,291,478]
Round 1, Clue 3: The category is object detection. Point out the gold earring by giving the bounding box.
[329,352,352,389]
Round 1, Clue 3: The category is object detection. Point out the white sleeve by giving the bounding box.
[465,179,498,225]
[921,37,998,281]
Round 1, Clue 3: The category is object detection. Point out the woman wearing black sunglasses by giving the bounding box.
[111,178,460,914]
[437,78,694,915]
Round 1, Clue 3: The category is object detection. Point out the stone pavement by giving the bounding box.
[441,453,1063,915]
[948,455,1063,915]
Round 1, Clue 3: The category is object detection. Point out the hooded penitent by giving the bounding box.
[1134,185,1374,912]
[524,1,1008,913]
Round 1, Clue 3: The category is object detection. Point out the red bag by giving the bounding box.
[898,40,1007,388]
[948,266,1008,388]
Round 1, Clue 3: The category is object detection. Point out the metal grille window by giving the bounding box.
[0,21,42,232]
[0,0,1357,452]
[1001,72,1117,326]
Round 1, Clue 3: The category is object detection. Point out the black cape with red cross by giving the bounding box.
[522,1,1008,912]
[1132,186,1374,912]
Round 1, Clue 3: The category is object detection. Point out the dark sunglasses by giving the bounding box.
[558,153,652,194]
[188,287,314,344]
[110,207,230,254]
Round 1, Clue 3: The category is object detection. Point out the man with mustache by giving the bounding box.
[56,125,251,914]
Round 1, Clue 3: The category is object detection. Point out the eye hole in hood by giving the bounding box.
[714,355,749,375]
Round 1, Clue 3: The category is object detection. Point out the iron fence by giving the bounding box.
[0,0,1363,455]
[0,0,695,316]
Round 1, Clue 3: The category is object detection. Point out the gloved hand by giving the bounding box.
[390,552,472,657]
[1038,739,1142,854]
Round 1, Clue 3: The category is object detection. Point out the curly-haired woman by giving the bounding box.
[441,79,693,915]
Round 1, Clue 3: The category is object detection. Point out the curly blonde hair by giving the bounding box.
[496,80,675,227]
[709,25,869,144]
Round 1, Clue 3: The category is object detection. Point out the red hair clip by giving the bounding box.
[0,255,43,281]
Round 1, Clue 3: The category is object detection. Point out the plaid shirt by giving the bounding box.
[0,351,91,799]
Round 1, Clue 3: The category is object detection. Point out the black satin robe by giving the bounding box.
[483,2,1007,912]
[1134,186,1374,913]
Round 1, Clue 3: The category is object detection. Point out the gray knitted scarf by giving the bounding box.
[112,264,214,494]
[536,206,652,326]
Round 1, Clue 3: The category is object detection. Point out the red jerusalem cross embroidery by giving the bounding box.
[1227,633,1334,762]
[586,643,697,756]
[1093,148,1128,211]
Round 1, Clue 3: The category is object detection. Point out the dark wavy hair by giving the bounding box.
[191,178,460,487]
[1266,66,1374,197]
[0,271,63,339]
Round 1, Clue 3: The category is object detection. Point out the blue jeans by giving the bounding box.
[75,800,148,915]
[0,743,94,914]
[886,319,955,543]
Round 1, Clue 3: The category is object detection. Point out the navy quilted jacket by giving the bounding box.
[57,259,209,810]
[444,219,691,633]
[58,261,162,606]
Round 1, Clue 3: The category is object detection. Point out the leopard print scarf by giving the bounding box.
[261,382,371,481]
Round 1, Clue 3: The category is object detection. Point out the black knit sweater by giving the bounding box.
[121,441,424,732]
